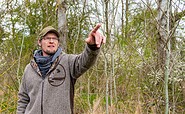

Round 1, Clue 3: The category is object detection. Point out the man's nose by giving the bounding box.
[49,38,54,42]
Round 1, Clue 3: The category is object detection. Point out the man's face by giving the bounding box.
[38,32,59,56]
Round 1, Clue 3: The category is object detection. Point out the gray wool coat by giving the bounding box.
[17,45,100,114]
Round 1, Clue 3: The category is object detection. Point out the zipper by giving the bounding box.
[41,79,44,114]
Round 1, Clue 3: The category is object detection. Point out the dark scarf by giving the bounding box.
[34,47,62,77]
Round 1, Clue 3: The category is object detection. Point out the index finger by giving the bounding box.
[91,23,101,33]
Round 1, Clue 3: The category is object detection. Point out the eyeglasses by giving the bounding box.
[41,37,59,41]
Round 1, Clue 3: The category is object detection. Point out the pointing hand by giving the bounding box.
[85,23,106,48]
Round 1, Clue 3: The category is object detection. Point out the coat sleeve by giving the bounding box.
[17,71,30,114]
[69,44,100,79]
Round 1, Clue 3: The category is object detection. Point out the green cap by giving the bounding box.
[39,26,60,39]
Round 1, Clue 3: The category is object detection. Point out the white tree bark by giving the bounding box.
[157,0,171,113]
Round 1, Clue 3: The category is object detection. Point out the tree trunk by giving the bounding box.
[104,1,109,113]
[157,0,171,113]
[57,0,67,51]
[125,0,129,39]
[157,0,168,69]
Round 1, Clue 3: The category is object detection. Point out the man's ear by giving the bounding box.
[38,40,41,47]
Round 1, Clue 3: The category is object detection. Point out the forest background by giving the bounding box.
[0,0,185,114]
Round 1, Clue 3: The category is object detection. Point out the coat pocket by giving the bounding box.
[48,64,66,87]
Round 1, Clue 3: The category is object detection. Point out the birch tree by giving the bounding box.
[157,0,185,113]
[157,0,171,113]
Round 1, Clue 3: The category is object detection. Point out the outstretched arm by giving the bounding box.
[69,23,106,79]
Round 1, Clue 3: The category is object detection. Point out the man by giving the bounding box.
[17,23,106,114]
